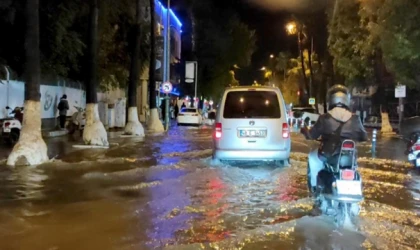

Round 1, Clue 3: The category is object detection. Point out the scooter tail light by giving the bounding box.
[4,122,10,127]
[215,122,222,139]
[282,123,289,138]
[342,141,355,149]
[413,144,420,151]
[341,169,355,180]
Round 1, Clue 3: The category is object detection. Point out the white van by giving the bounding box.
[212,86,291,165]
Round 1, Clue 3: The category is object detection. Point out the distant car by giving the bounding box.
[212,86,291,166]
[289,107,319,126]
[177,107,202,126]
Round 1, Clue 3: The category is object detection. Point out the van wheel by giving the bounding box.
[275,159,289,167]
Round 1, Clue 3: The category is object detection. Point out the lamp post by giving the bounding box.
[285,21,312,105]
[164,0,171,131]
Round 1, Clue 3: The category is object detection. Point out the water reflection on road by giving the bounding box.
[0,127,419,249]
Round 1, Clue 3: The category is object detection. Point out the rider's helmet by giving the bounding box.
[327,84,351,110]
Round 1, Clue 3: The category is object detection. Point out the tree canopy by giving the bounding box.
[327,0,375,87]
[0,0,150,90]
[376,0,420,88]
[192,0,256,99]
[327,0,420,89]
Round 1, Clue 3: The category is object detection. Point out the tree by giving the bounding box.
[82,0,109,146]
[327,0,394,132]
[124,0,145,136]
[7,0,49,166]
[193,1,256,99]
[39,0,87,79]
[376,0,420,89]
[286,50,321,106]
[147,0,164,132]
[327,0,375,86]
[274,52,291,82]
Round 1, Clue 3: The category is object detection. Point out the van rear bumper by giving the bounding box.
[213,149,290,161]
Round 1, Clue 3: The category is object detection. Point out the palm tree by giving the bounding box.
[124,0,145,136]
[287,50,321,106]
[147,0,164,132]
[7,0,49,166]
[83,0,109,146]
[275,52,291,82]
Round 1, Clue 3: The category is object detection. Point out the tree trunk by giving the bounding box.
[7,0,48,166]
[298,30,309,103]
[83,0,108,146]
[308,36,319,113]
[124,0,145,136]
[147,0,164,132]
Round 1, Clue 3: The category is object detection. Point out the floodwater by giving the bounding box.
[0,126,419,250]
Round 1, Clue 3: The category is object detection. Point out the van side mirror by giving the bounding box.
[208,112,216,120]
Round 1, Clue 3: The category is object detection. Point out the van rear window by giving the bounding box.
[223,91,281,119]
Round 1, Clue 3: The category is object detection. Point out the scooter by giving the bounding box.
[0,106,23,145]
[313,139,363,227]
[406,132,420,168]
[67,106,85,135]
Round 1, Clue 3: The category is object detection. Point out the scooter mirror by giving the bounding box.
[5,106,10,109]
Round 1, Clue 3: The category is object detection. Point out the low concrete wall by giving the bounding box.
[0,79,129,130]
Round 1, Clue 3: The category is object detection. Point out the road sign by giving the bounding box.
[395,85,406,98]
[162,82,173,94]
[309,98,315,105]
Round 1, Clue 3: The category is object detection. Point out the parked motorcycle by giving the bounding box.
[67,106,85,135]
[313,139,363,227]
[406,132,420,168]
[0,106,23,145]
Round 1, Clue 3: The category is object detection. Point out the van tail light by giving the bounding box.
[215,122,222,139]
[282,123,289,138]
[342,141,355,149]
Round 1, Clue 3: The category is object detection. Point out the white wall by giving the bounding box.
[0,79,127,123]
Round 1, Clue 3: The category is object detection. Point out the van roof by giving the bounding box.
[224,85,279,91]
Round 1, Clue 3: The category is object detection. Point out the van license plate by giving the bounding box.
[239,129,267,138]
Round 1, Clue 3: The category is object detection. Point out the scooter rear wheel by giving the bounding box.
[9,130,19,145]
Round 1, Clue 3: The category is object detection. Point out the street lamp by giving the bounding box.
[260,66,266,71]
[286,22,297,35]
[270,54,274,59]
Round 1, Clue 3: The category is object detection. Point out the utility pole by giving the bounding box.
[164,0,171,131]
[309,36,314,99]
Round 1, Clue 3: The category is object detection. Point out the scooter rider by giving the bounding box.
[301,84,368,196]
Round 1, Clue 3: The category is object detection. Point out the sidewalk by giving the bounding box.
[0,131,126,163]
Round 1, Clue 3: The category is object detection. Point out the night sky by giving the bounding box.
[171,0,314,85]
[234,2,297,85]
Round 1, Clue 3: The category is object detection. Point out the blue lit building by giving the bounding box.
[139,0,182,122]
[154,0,182,95]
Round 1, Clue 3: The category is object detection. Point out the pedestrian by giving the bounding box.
[57,94,69,129]
[160,101,166,121]
[181,102,186,109]
[174,102,179,118]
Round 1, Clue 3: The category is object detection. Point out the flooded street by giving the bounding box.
[0,127,419,250]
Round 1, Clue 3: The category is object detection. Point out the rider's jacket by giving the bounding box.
[308,107,368,142]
